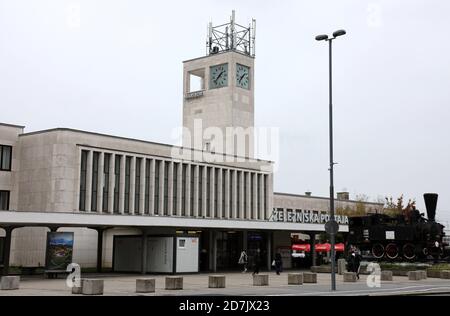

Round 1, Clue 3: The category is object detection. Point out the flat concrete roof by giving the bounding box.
[274,192,384,206]
[19,127,273,164]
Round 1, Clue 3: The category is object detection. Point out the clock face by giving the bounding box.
[236,64,250,89]
[210,64,228,89]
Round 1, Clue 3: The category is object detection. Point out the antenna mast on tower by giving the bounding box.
[206,10,256,57]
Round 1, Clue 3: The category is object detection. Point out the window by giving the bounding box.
[244,172,248,218]
[113,155,121,213]
[154,160,160,214]
[0,191,10,210]
[102,154,110,212]
[206,167,211,217]
[229,170,233,218]
[0,145,12,171]
[214,168,219,218]
[124,156,131,213]
[135,158,141,213]
[79,150,88,211]
[198,166,203,216]
[187,69,205,93]
[178,238,186,248]
[164,162,168,215]
[173,163,178,214]
[91,152,99,212]
[181,164,187,216]
[190,165,194,216]
[145,159,151,214]
[222,169,226,217]
[236,171,241,219]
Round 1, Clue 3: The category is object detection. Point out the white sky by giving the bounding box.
[1,0,449,225]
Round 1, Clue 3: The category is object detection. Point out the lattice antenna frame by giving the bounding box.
[206,10,256,57]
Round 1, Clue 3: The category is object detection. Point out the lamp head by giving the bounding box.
[332,29,346,38]
[315,34,328,41]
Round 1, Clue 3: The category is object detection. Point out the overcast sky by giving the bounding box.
[1,0,449,225]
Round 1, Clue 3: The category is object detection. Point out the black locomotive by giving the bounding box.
[347,193,447,261]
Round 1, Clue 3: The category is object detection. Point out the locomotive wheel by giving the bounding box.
[372,243,384,259]
[385,243,399,260]
[402,243,416,260]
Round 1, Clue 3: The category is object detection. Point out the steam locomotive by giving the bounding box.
[347,193,448,261]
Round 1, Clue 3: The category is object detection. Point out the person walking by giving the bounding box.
[347,248,362,279]
[274,252,283,275]
[252,250,261,276]
[238,250,248,273]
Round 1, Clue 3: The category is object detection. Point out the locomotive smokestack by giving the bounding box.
[423,193,438,221]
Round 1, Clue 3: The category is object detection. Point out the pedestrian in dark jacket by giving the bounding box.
[274,252,283,275]
[347,249,362,279]
[252,251,261,275]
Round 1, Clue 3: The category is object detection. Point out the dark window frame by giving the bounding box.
[0,145,12,171]
[0,190,10,210]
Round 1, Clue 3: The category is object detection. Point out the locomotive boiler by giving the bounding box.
[347,193,447,261]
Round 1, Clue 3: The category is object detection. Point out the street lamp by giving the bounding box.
[315,29,346,291]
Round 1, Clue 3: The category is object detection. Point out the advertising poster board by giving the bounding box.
[45,232,74,271]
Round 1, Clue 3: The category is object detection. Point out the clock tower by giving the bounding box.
[182,11,256,158]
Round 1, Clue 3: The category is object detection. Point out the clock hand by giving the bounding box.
[214,71,224,84]
[239,73,246,83]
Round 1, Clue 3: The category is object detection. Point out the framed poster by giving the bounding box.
[45,232,74,271]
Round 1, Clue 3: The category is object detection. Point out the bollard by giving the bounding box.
[1,276,20,290]
[165,276,183,290]
[253,274,269,286]
[381,271,393,281]
[343,272,357,282]
[337,259,347,275]
[136,278,156,293]
[82,279,104,295]
[303,272,317,283]
[440,270,450,279]
[408,271,423,281]
[208,275,226,288]
[288,273,303,285]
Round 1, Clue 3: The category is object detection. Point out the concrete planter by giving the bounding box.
[165,276,183,290]
[288,273,303,285]
[1,276,20,290]
[253,274,269,286]
[303,272,317,283]
[209,275,226,288]
[136,278,156,293]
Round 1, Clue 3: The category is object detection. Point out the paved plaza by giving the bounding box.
[1,271,450,296]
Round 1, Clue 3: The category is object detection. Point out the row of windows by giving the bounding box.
[79,150,268,219]
[0,145,12,171]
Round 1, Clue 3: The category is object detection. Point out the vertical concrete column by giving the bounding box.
[210,167,215,218]
[243,230,248,251]
[85,150,93,212]
[149,159,155,215]
[265,174,272,220]
[232,170,238,218]
[129,156,136,215]
[141,230,148,274]
[108,153,115,214]
[176,163,183,216]
[119,155,126,214]
[266,232,272,270]
[96,228,104,273]
[253,173,258,220]
[1,227,13,276]
[224,169,230,219]
[184,164,191,217]
[202,166,207,217]
[212,230,217,272]
[139,158,146,215]
[309,233,317,267]
[239,172,245,219]
[193,165,199,217]
[246,172,251,219]
[158,161,165,215]
[259,174,265,220]
[97,152,104,213]
[168,161,174,216]
[217,168,223,219]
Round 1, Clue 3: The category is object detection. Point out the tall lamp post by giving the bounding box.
[315,29,346,291]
